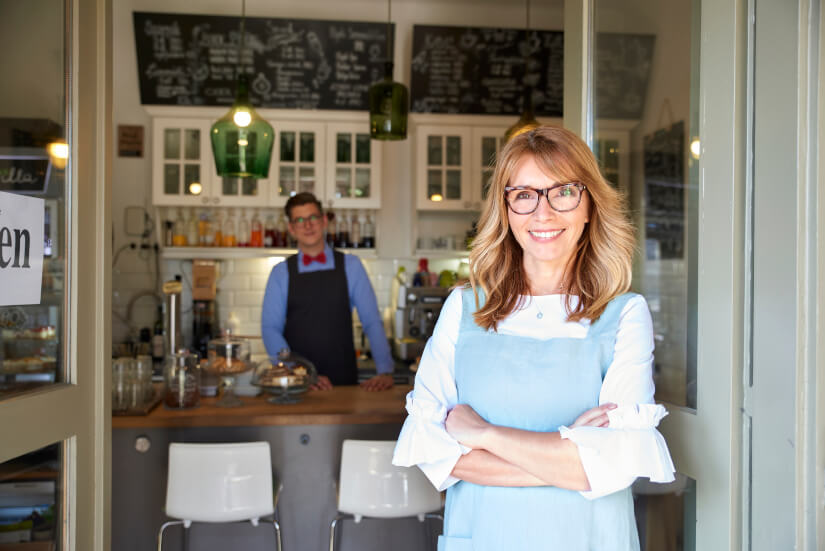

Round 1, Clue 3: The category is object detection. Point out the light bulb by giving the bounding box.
[189,181,203,195]
[48,141,69,159]
[238,138,249,147]
[233,109,252,127]
[690,138,701,159]
[430,193,443,202]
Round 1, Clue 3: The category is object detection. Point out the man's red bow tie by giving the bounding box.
[302,251,327,266]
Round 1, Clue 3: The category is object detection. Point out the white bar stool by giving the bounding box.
[329,439,443,551]
[157,441,282,551]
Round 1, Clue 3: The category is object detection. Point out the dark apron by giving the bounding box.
[284,251,358,385]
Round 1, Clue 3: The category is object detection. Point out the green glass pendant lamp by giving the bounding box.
[368,0,409,140]
[504,0,540,142]
[210,0,274,178]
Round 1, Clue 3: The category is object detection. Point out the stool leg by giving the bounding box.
[272,519,282,551]
[424,512,444,551]
[157,520,184,551]
[329,513,353,551]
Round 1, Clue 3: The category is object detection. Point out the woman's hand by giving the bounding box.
[445,404,492,449]
[570,402,617,428]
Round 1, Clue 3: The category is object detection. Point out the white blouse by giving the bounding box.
[392,289,676,499]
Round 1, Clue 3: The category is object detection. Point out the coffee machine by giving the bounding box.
[392,284,450,361]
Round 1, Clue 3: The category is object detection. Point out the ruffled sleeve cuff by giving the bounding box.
[392,391,470,491]
[559,404,676,500]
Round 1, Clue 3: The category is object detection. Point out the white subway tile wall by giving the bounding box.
[112,254,468,359]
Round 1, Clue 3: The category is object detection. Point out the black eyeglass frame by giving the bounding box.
[503,182,587,214]
[290,214,323,225]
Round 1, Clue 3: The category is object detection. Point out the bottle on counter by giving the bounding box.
[264,211,276,248]
[172,208,187,246]
[326,211,337,247]
[412,258,431,287]
[237,210,250,247]
[276,213,288,247]
[222,208,238,247]
[212,209,223,247]
[350,211,361,249]
[361,212,375,248]
[249,209,263,247]
[336,211,350,248]
[151,304,165,364]
[198,209,211,246]
[186,209,199,247]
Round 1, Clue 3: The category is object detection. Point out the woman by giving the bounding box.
[393,126,675,550]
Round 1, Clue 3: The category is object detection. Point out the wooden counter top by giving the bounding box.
[111,384,412,429]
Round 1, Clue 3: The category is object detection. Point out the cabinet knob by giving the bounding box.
[201,197,209,204]
[463,201,471,209]
[134,435,151,453]
[212,197,220,204]
[474,202,481,209]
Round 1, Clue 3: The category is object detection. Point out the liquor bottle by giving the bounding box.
[264,211,276,247]
[326,211,337,247]
[275,214,288,247]
[249,209,263,247]
[222,208,237,247]
[172,208,187,246]
[412,258,431,287]
[361,212,375,248]
[336,211,350,248]
[212,209,223,247]
[186,209,199,247]
[198,209,211,246]
[350,211,361,249]
[237,210,250,247]
[151,304,165,364]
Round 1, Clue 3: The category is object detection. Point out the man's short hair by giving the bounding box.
[285,192,323,220]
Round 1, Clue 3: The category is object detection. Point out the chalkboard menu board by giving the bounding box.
[410,25,564,116]
[594,33,656,120]
[133,12,392,110]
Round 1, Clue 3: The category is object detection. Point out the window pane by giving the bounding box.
[222,177,238,196]
[163,164,180,195]
[241,177,257,197]
[0,444,63,550]
[336,168,352,198]
[164,128,181,159]
[299,132,315,163]
[592,0,699,408]
[337,133,352,163]
[446,136,461,166]
[298,167,315,194]
[280,131,295,162]
[183,129,199,160]
[481,170,493,200]
[446,169,461,199]
[427,170,442,200]
[482,136,497,166]
[427,136,442,165]
[279,166,295,196]
[355,168,370,198]
[183,165,200,196]
[355,134,370,164]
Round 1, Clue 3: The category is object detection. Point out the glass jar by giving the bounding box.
[206,333,251,374]
[163,350,200,409]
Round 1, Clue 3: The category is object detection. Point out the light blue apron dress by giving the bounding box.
[438,289,640,551]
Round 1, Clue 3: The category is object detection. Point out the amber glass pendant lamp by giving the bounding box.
[368,0,409,140]
[210,0,274,178]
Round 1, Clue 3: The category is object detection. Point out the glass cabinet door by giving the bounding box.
[325,122,381,209]
[416,125,471,211]
[471,127,508,209]
[152,119,213,206]
[270,122,325,207]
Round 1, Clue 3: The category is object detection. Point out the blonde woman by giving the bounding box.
[393,126,675,550]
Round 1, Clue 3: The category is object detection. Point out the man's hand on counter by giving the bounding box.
[309,375,334,391]
[360,374,394,392]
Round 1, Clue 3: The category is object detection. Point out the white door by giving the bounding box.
[0,1,109,550]
[568,0,745,547]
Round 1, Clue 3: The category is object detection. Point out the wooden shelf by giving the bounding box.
[160,246,378,260]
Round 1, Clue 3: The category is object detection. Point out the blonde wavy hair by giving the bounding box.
[469,125,636,330]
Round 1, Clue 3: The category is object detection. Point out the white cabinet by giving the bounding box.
[415,125,473,211]
[471,126,508,208]
[324,123,381,209]
[268,122,326,207]
[152,116,381,210]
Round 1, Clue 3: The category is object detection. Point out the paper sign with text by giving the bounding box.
[0,191,44,305]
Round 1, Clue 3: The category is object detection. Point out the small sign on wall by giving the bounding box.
[118,125,144,157]
[0,191,44,305]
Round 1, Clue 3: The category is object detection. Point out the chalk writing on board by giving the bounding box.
[410,25,564,116]
[133,12,392,110]
[595,33,656,120]
[644,121,685,260]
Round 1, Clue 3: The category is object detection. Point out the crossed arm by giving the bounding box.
[445,402,616,490]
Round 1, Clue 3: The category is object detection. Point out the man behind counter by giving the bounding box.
[261,192,394,391]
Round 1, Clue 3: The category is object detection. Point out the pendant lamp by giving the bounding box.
[368,0,409,140]
[210,0,274,178]
[504,0,540,142]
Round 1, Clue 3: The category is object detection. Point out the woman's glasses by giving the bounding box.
[504,182,587,215]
